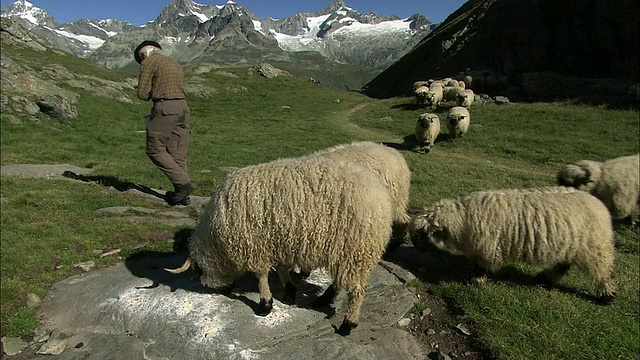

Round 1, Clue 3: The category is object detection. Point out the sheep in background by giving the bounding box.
[425,85,444,109]
[414,85,430,106]
[458,80,466,89]
[409,187,616,304]
[446,79,459,87]
[413,80,429,92]
[446,106,471,138]
[167,154,395,336]
[556,154,640,222]
[415,113,441,154]
[456,89,475,107]
[443,86,464,102]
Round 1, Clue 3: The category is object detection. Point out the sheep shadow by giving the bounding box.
[390,241,603,304]
[62,171,166,201]
[124,228,330,318]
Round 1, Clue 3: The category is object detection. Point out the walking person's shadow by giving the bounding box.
[62,171,167,201]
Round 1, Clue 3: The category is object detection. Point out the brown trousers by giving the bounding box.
[145,99,191,186]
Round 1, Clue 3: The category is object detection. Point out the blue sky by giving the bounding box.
[0,0,468,26]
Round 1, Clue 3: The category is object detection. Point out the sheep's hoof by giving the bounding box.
[596,293,616,305]
[256,298,273,316]
[283,283,297,305]
[336,319,358,336]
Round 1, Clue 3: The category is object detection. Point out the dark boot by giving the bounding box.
[167,182,196,206]
[165,191,191,206]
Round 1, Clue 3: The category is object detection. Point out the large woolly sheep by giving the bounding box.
[310,141,411,245]
[556,154,640,221]
[456,89,475,107]
[415,113,441,154]
[446,106,471,138]
[167,154,394,336]
[414,85,430,106]
[409,187,616,303]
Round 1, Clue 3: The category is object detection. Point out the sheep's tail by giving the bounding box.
[165,257,192,274]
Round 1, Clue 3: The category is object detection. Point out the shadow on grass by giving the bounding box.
[124,228,329,317]
[392,241,606,304]
[62,171,167,201]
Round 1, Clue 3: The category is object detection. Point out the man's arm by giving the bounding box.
[137,62,153,101]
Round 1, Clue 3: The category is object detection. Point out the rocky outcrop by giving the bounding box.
[0,18,137,124]
[364,0,639,100]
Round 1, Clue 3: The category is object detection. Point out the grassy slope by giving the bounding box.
[1,46,639,359]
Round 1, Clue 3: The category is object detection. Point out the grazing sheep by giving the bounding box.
[443,86,464,102]
[167,154,394,336]
[429,82,445,91]
[463,75,473,90]
[310,141,411,244]
[458,80,466,89]
[425,86,444,109]
[556,154,640,221]
[414,85,430,106]
[409,187,616,303]
[415,113,441,154]
[413,80,429,92]
[456,89,475,107]
[446,106,471,138]
[446,79,459,87]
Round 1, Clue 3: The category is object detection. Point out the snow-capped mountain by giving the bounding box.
[1,0,433,70]
[1,0,55,27]
[1,0,136,56]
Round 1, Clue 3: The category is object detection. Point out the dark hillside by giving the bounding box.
[364,0,639,100]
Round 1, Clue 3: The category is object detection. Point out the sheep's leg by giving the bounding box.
[471,259,489,284]
[275,265,297,305]
[336,285,364,336]
[536,263,571,288]
[255,270,274,316]
[576,254,617,305]
[313,284,337,307]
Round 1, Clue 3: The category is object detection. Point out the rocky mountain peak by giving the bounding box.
[1,0,56,27]
[320,0,348,14]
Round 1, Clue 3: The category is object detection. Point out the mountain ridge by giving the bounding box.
[1,0,433,72]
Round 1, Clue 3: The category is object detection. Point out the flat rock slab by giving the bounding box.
[0,164,92,179]
[38,255,425,360]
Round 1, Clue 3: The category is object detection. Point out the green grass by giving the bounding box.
[1,46,639,359]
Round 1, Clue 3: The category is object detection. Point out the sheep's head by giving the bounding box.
[416,113,439,129]
[408,200,462,252]
[165,253,236,291]
[555,160,602,192]
[456,91,470,104]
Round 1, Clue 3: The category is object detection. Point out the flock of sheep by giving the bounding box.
[165,134,639,336]
[413,77,474,153]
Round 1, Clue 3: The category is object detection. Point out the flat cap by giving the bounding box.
[134,40,162,64]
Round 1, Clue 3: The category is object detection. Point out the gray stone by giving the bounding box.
[73,261,95,272]
[33,327,50,343]
[2,114,22,124]
[26,292,41,308]
[493,96,510,104]
[398,318,411,327]
[1,336,28,356]
[0,164,92,179]
[426,328,436,335]
[456,323,471,336]
[38,255,426,359]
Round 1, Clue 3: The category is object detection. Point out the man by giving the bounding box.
[134,40,196,206]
